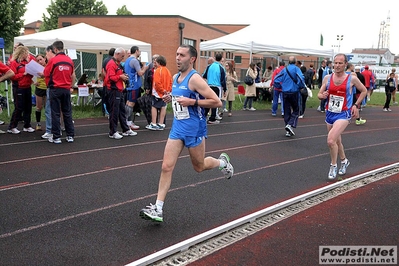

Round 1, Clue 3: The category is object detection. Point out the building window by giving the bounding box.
[183,38,196,47]
[234,56,242,64]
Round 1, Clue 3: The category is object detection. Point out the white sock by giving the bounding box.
[341,158,347,164]
[219,159,227,169]
[155,200,164,212]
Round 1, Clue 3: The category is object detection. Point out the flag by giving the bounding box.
[320,34,324,46]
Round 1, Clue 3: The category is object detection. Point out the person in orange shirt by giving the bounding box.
[147,55,172,130]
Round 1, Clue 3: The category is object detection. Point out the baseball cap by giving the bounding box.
[364,65,369,69]
[355,66,361,70]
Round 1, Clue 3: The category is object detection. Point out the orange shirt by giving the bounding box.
[152,66,172,98]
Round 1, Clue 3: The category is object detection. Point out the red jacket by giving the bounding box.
[270,66,285,91]
[44,52,74,90]
[9,59,33,89]
[361,69,374,88]
[105,58,125,92]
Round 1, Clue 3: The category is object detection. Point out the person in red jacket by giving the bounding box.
[7,46,34,134]
[105,47,137,139]
[44,41,76,143]
[270,61,285,116]
[0,62,15,128]
[361,65,374,102]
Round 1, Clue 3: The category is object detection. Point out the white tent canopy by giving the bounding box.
[200,25,333,58]
[14,23,152,74]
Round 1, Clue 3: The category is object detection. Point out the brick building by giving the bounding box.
[56,15,247,75]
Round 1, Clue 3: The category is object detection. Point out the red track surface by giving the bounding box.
[191,174,399,266]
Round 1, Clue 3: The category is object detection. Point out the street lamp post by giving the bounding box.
[337,35,343,53]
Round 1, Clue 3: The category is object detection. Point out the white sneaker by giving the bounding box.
[130,123,140,130]
[23,127,35,133]
[215,114,223,120]
[248,107,256,111]
[135,112,141,117]
[122,129,137,136]
[41,132,53,139]
[7,128,20,134]
[157,123,165,130]
[109,132,123,139]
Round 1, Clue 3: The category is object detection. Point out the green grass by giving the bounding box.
[0,84,389,123]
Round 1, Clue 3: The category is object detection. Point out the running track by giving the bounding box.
[0,106,398,265]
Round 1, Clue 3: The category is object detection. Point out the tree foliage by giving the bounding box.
[116,5,132,15]
[41,0,108,31]
[0,0,28,52]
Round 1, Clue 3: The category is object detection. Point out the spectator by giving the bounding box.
[387,68,398,105]
[101,48,115,116]
[40,46,56,139]
[0,62,15,129]
[44,41,76,143]
[243,63,257,111]
[317,60,327,112]
[33,54,48,131]
[8,46,35,134]
[361,65,374,102]
[224,61,238,117]
[270,61,285,117]
[263,66,273,82]
[148,55,172,130]
[273,56,305,137]
[202,53,226,123]
[383,72,396,112]
[105,47,136,139]
[352,65,366,125]
[124,46,149,131]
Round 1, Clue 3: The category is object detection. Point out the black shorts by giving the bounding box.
[151,95,166,109]
[35,88,47,97]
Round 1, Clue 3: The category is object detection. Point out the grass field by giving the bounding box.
[0,83,390,124]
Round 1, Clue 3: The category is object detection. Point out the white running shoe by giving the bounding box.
[23,127,35,133]
[122,129,137,136]
[7,128,20,134]
[140,203,163,222]
[219,152,234,179]
[41,132,53,139]
[109,132,123,139]
[328,165,337,180]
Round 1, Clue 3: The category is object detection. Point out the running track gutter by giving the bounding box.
[126,162,399,266]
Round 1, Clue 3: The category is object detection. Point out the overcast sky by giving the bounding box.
[22,0,398,55]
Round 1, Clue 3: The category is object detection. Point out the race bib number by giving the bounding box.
[172,96,190,120]
[328,95,344,113]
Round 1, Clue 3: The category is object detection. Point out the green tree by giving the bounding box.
[116,5,132,15]
[0,0,28,52]
[41,0,108,31]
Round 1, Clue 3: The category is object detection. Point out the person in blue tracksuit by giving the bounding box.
[273,56,306,137]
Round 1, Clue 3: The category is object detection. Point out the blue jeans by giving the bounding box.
[272,89,284,114]
[243,97,254,109]
[45,89,52,133]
